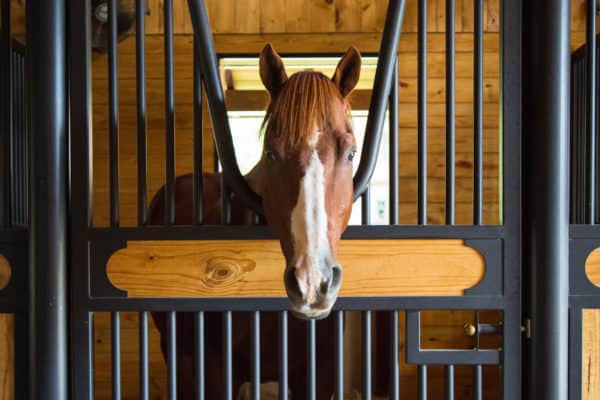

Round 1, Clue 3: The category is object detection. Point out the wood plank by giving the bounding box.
[108,32,502,55]
[92,75,500,105]
[586,248,600,288]
[132,0,587,35]
[583,309,600,400]
[484,0,500,32]
[284,0,310,32]
[91,102,499,129]
[0,314,13,400]
[308,0,337,33]
[107,239,485,297]
[92,48,501,79]
[260,0,286,33]
[335,0,362,33]
[234,0,261,34]
[0,257,9,290]
[359,0,379,32]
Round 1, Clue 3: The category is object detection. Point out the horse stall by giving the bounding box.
[0,0,599,399]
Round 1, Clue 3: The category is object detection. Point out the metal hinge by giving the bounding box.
[521,318,532,339]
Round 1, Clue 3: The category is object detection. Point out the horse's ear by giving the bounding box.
[332,46,361,97]
[259,44,288,96]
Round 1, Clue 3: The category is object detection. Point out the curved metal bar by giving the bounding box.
[353,0,407,201]
[187,0,407,208]
[187,0,264,214]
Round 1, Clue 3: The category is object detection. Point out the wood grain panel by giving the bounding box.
[6,1,589,36]
[100,32,502,55]
[107,240,485,297]
[0,257,10,290]
[92,50,500,79]
[0,314,13,400]
[584,309,600,400]
[585,248,600,287]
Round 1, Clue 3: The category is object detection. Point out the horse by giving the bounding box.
[150,44,361,399]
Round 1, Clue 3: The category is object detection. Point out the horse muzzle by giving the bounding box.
[284,264,342,320]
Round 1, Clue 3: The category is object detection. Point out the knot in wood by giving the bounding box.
[202,257,255,288]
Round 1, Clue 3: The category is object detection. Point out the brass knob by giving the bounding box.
[464,323,477,336]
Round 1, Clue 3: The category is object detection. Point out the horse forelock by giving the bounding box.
[261,71,350,151]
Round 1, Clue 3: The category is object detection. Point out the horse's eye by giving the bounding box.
[347,149,357,163]
[265,149,277,161]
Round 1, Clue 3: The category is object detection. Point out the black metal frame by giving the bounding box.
[63,0,525,398]
[568,4,600,400]
[20,0,600,397]
[0,0,30,398]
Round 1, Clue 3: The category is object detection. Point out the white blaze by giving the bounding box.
[290,149,330,304]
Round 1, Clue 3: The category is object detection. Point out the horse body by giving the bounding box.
[150,45,361,398]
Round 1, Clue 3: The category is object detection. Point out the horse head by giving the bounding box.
[248,44,361,320]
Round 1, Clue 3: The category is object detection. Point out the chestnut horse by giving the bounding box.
[150,44,361,398]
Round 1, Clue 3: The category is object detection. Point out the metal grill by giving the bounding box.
[569,4,600,400]
[5,0,593,398]
[65,0,521,398]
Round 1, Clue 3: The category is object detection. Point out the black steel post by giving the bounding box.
[27,0,68,398]
[523,0,570,398]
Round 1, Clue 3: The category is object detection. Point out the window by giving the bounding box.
[221,56,391,225]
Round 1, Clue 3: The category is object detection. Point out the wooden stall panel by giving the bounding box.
[583,309,600,400]
[107,239,485,297]
[0,314,13,400]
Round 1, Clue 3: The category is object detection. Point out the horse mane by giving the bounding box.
[261,71,350,150]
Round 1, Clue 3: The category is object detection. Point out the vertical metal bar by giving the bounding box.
[139,312,149,400]
[501,0,523,396]
[307,319,317,400]
[351,0,407,199]
[445,365,454,400]
[389,310,399,400]
[195,312,205,400]
[335,311,344,400]
[109,0,120,227]
[389,58,399,225]
[252,311,260,400]
[445,0,456,225]
[193,38,204,225]
[362,311,371,400]
[571,61,576,223]
[473,0,484,225]
[187,0,263,213]
[1,0,12,228]
[12,47,18,226]
[223,311,233,400]
[418,365,427,400]
[472,365,482,400]
[69,0,94,396]
[167,312,177,400]
[586,0,597,224]
[418,0,427,225]
[279,311,288,400]
[164,0,176,225]
[523,0,570,398]
[568,308,583,400]
[12,50,18,226]
[27,0,68,396]
[136,0,148,225]
[111,312,122,400]
[361,188,370,225]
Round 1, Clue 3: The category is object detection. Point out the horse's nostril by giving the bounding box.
[331,265,342,287]
[319,278,330,295]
